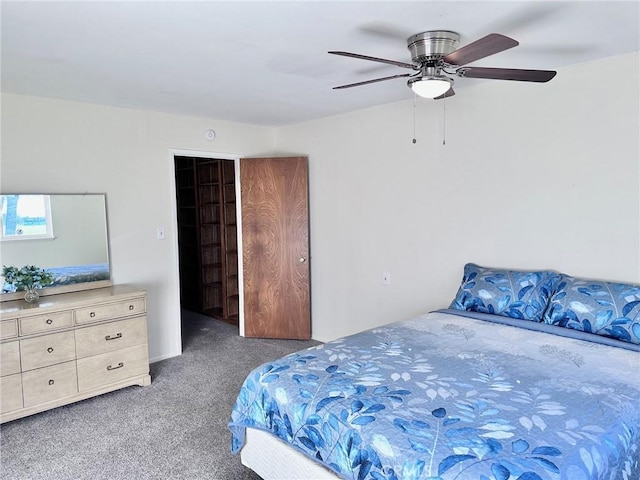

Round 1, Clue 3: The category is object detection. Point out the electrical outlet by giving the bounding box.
[382,271,391,286]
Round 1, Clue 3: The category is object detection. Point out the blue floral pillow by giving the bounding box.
[449,263,559,322]
[543,276,640,345]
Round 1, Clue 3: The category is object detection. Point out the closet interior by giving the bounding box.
[174,157,239,325]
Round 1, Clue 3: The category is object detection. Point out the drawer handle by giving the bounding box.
[48,379,55,385]
[46,319,53,325]
[105,332,122,341]
[47,347,54,353]
[107,362,124,371]
[129,305,134,311]
[90,312,96,318]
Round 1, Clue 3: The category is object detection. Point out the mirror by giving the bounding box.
[1,194,110,298]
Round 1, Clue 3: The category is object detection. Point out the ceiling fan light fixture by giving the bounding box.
[409,76,453,98]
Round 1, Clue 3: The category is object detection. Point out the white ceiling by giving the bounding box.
[2,1,639,126]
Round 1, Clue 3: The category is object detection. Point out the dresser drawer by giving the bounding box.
[1,320,18,339]
[75,298,146,325]
[20,331,76,371]
[0,341,21,376]
[75,316,147,359]
[0,374,23,413]
[20,311,74,335]
[77,344,149,392]
[22,361,77,408]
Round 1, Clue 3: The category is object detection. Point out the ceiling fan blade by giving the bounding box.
[358,22,408,41]
[459,67,557,82]
[333,73,412,89]
[328,51,416,70]
[477,4,564,39]
[434,88,456,100]
[443,33,519,66]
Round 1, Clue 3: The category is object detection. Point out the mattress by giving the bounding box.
[48,263,110,286]
[241,428,339,479]
[229,309,640,479]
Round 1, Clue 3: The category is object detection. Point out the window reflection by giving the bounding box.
[0,195,53,241]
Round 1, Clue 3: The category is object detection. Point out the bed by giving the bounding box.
[47,262,110,286]
[1,263,110,293]
[229,264,640,479]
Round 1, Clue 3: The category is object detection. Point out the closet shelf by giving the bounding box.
[175,156,240,323]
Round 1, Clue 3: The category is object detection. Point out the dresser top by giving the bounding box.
[0,285,146,318]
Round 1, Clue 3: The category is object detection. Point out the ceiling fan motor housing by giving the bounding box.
[407,30,460,64]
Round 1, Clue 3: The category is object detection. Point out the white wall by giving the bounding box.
[1,94,275,361]
[275,52,640,342]
[2,53,638,357]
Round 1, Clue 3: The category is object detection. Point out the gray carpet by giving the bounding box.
[0,311,320,479]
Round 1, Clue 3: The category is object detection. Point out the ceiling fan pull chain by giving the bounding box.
[412,93,417,144]
[442,96,447,145]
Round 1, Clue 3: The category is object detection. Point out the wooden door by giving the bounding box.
[240,156,310,339]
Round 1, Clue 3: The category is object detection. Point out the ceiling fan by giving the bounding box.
[329,30,557,99]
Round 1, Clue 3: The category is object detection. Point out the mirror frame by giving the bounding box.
[0,193,112,302]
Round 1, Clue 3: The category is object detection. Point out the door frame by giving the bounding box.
[169,148,248,347]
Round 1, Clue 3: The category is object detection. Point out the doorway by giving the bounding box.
[174,155,240,341]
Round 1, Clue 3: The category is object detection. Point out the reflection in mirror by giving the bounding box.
[1,194,110,295]
[1,195,54,240]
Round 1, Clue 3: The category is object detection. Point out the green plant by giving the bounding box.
[2,265,53,291]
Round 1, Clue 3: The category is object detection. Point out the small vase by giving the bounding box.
[24,287,39,304]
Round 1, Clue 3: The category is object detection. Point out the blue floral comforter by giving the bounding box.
[229,310,640,480]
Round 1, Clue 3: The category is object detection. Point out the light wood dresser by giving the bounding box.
[0,285,151,423]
